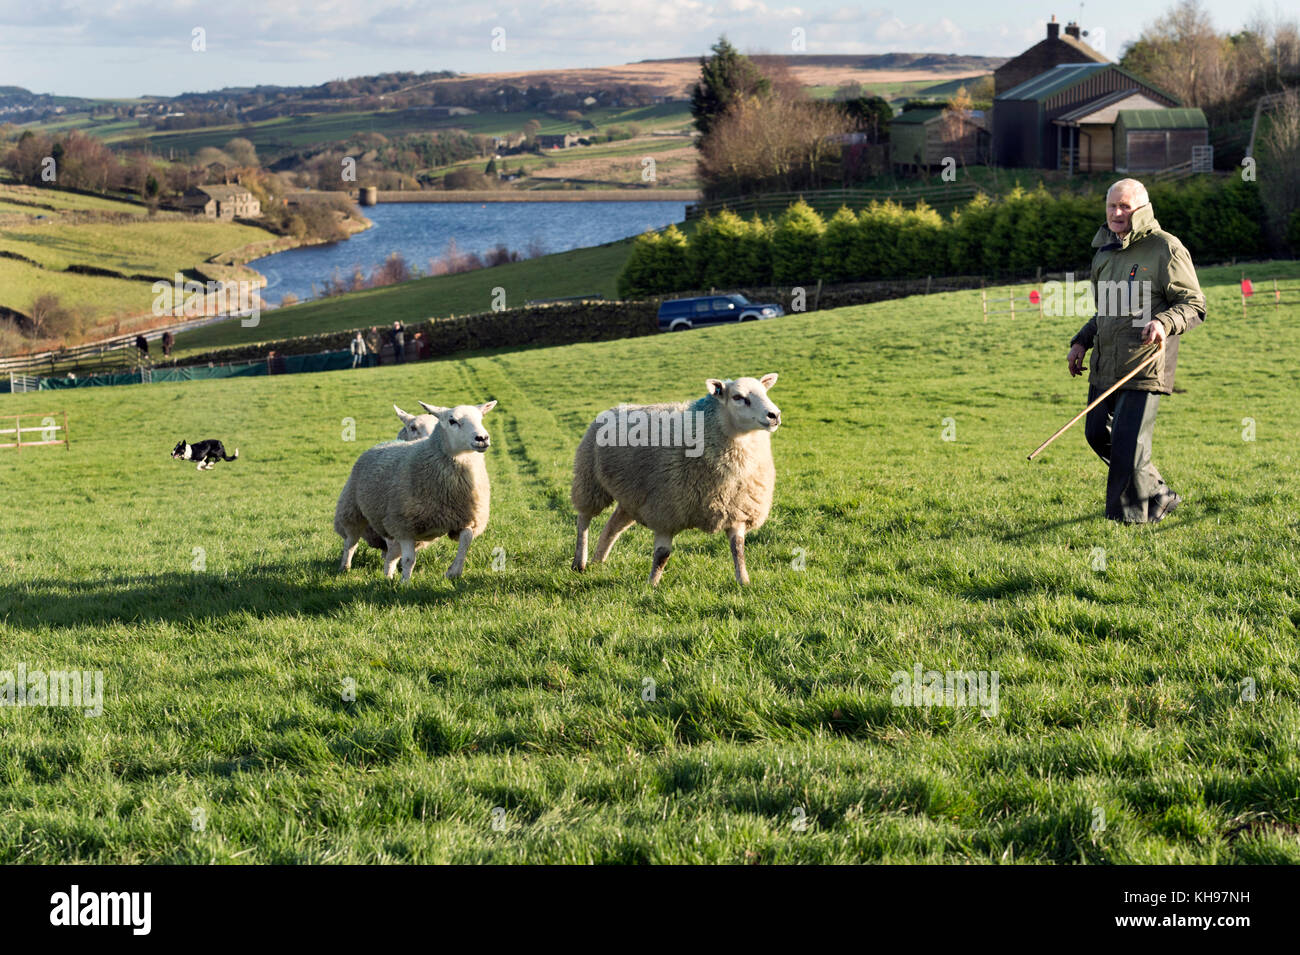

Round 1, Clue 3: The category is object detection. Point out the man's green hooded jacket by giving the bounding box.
[1070,202,1206,394]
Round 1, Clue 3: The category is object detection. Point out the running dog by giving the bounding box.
[171,439,239,471]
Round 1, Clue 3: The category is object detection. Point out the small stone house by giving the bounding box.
[994,16,1109,97]
[535,133,582,150]
[182,185,261,220]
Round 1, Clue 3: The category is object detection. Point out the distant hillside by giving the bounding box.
[0,86,97,122]
[642,53,1006,72]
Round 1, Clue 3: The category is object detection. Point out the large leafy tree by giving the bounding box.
[690,37,771,139]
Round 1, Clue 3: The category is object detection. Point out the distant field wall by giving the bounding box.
[183,299,661,365]
[179,274,988,366]
[368,189,701,202]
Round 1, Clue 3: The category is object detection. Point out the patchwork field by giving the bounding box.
[0,273,1296,863]
[0,184,276,324]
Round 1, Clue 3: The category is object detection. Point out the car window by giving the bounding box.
[713,298,735,312]
[694,301,711,314]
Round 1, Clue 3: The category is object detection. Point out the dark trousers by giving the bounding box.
[1083,385,1167,523]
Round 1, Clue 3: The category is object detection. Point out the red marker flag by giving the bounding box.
[1242,278,1254,297]
[1028,289,1040,304]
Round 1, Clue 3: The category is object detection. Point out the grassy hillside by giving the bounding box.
[34,103,695,162]
[0,184,274,323]
[0,185,147,216]
[0,270,1296,863]
[0,219,268,275]
[171,235,643,355]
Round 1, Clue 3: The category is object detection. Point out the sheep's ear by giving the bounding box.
[418,401,448,415]
[706,378,726,399]
[479,400,498,415]
[759,373,778,391]
[394,404,415,425]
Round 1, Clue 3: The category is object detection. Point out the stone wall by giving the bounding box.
[181,276,989,367]
[184,299,661,365]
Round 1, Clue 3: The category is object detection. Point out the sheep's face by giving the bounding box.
[421,400,497,454]
[393,405,437,441]
[707,374,781,434]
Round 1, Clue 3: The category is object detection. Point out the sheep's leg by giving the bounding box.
[383,541,401,579]
[649,532,674,587]
[446,529,473,579]
[573,513,591,572]
[593,504,635,563]
[399,539,418,583]
[339,534,360,572]
[728,525,749,586]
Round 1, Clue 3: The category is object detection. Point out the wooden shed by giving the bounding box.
[1114,109,1209,172]
[1049,89,1168,172]
[889,108,990,170]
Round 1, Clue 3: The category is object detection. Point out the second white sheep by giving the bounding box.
[336,400,497,581]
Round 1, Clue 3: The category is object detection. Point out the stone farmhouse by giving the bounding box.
[182,184,261,220]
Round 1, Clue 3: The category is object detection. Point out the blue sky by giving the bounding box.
[0,0,1281,98]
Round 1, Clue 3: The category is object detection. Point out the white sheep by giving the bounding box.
[394,403,439,441]
[571,374,781,586]
[355,404,442,553]
[336,400,497,581]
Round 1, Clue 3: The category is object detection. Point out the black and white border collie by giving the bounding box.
[171,439,239,471]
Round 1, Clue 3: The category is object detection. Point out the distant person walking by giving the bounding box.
[390,321,406,363]
[161,330,174,359]
[1066,178,1205,524]
[350,330,368,368]
[413,330,430,360]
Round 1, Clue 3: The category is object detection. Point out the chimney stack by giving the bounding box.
[1065,20,1081,39]
[1047,15,1059,40]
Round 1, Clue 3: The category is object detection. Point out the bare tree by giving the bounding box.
[698,93,853,196]
[1259,88,1300,246]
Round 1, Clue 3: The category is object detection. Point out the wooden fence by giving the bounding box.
[0,411,70,452]
[0,308,250,378]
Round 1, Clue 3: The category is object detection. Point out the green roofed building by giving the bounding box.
[993,62,1180,170]
[889,107,989,171]
[1114,109,1209,172]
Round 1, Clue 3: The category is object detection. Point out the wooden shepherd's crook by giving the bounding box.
[1027,340,1165,462]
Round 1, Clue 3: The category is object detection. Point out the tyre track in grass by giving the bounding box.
[444,357,526,499]
[461,354,576,522]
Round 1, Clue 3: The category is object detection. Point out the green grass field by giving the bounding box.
[0,265,1296,863]
[0,186,147,216]
[32,103,695,163]
[0,219,267,276]
[0,257,158,320]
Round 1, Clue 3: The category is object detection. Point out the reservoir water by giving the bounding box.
[248,199,688,304]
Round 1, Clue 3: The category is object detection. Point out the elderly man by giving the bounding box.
[1066,178,1205,524]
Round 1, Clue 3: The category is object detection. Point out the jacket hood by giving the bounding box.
[1092,202,1160,250]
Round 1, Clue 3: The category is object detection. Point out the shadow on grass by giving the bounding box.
[0,548,682,629]
[0,559,502,629]
[998,510,1098,541]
